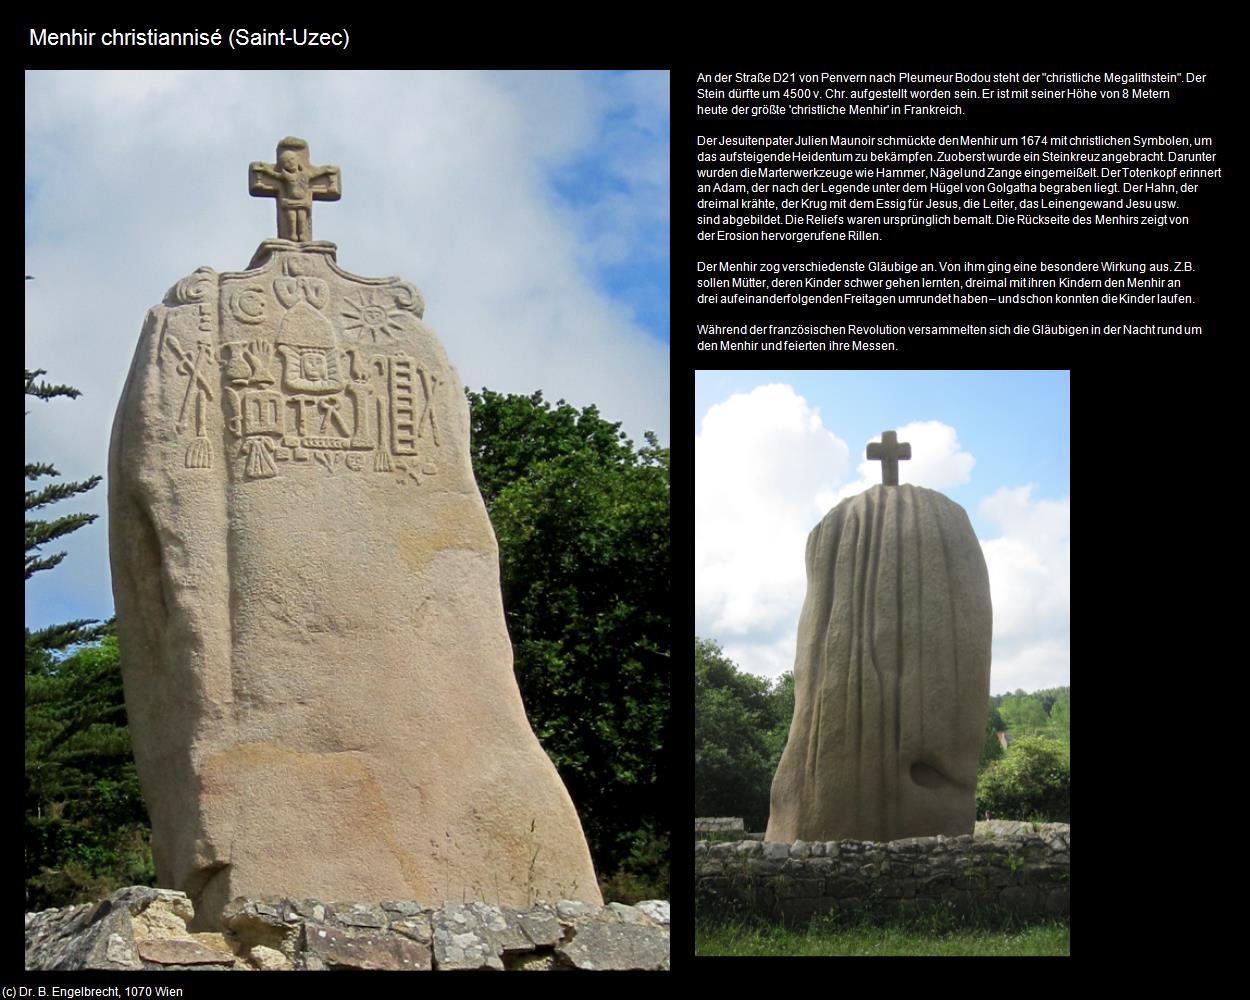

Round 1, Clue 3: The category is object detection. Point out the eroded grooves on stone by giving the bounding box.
[766,485,991,843]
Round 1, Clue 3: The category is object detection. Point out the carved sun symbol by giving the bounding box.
[340,291,405,343]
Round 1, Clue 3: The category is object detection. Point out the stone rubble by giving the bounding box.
[25,888,670,972]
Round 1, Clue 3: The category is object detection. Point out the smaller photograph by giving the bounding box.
[694,370,1069,957]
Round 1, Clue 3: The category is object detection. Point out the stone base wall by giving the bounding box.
[694,817,745,834]
[695,823,1069,925]
[25,887,669,971]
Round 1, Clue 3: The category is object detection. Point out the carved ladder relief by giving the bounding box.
[160,140,441,485]
[207,259,442,483]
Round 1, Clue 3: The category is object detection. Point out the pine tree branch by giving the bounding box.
[26,512,99,552]
[25,369,83,402]
[25,552,68,579]
[25,476,102,511]
[25,462,60,481]
[26,620,107,657]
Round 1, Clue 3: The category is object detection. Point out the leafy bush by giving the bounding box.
[975,735,1069,822]
[470,390,669,881]
[598,823,669,903]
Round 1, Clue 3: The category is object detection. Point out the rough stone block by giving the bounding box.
[762,841,790,861]
[328,903,388,929]
[775,877,825,900]
[303,922,430,971]
[604,903,652,925]
[987,868,1017,888]
[555,921,669,971]
[514,906,564,948]
[826,876,866,899]
[248,944,293,970]
[25,889,183,972]
[998,886,1043,916]
[878,879,918,899]
[1024,863,1066,885]
[136,938,237,969]
[1045,888,1071,917]
[555,900,599,921]
[431,919,503,970]
[635,900,669,927]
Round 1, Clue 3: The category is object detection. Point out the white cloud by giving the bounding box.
[720,635,799,685]
[980,485,1071,694]
[24,70,668,629]
[696,393,1068,694]
[987,639,1071,696]
[833,420,975,503]
[695,384,849,678]
[695,392,998,683]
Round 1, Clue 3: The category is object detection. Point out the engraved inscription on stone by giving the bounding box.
[200,260,444,482]
[156,149,442,485]
[163,335,217,469]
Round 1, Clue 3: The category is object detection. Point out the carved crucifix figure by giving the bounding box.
[867,429,911,485]
[249,137,341,242]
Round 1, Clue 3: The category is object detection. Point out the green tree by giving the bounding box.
[26,635,154,909]
[976,734,1070,822]
[470,388,636,507]
[694,639,788,831]
[1030,686,1069,718]
[1048,689,1071,745]
[25,369,107,652]
[998,692,1050,737]
[980,705,1006,769]
[766,671,795,762]
[25,367,153,908]
[468,389,669,900]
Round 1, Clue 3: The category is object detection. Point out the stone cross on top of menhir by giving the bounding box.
[248,136,341,243]
[866,430,911,485]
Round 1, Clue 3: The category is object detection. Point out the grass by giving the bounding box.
[696,919,1069,956]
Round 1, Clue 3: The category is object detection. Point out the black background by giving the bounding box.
[676,51,1228,344]
[21,22,1234,975]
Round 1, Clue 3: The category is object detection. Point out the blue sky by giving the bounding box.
[25,70,669,632]
[695,371,1068,538]
[695,371,1070,695]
